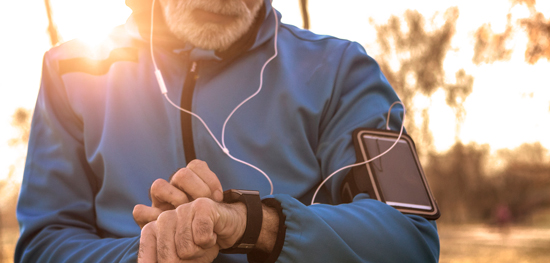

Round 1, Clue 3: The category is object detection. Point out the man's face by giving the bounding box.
[159,0,264,51]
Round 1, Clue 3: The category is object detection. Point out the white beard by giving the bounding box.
[159,0,263,51]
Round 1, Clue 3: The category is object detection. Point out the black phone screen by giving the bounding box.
[362,134,436,213]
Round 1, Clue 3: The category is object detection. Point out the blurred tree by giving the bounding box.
[494,148,550,223]
[1,108,32,261]
[520,11,550,64]
[8,108,32,147]
[474,0,550,64]
[1,2,46,255]
[442,69,473,139]
[472,14,514,64]
[373,7,474,153]
[45,0,61,46]
[496,142,548,164]
[299,0,310,30]
[425,143,493,222]
[373,6,550,224]
[511,0,536,13]
[424,141,550,223]
[424,142,550,223]
[0,166,22,262]
[2,3,41,259]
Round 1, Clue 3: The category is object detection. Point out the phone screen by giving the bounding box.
[362,135,433,211]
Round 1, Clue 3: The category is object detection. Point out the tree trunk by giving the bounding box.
[45,0,61,46]
[299,0,310,29]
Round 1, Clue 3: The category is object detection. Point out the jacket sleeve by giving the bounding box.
[14,52,139,263]
[266,42,439,262]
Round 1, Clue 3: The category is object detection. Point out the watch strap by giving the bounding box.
[247,198,287,263]
[219,189,263,254]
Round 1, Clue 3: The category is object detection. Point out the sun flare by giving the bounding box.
[50,0,131,47]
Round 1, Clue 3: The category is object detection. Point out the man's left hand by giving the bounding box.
[138,197,247,263]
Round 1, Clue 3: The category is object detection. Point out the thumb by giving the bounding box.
[133,204,163,229]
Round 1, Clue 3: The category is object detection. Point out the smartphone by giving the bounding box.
[340,128,440,220]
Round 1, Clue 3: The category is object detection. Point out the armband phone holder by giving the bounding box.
[340,128,441,220]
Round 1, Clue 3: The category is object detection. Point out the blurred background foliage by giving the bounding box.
[371,0,550,226]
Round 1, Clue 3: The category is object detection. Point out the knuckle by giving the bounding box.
[172,168,191,182]
[187,159,206,169]
[151,178,166,193]
[193,197,211,208]
[141,221,156,235]
[157,210,174,222]
[175,203,187,214]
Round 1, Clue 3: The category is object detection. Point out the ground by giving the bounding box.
[439,223,550,263]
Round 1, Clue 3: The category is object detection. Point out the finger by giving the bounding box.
[156,210,179,262]
[150,178,189,210]
[170,167,214,201]
[138,221,158,263]
[186,160,223,202]
[191,198,217,249]
[175,203,203,259]
[133,204,163,229]
[182,245,220,262]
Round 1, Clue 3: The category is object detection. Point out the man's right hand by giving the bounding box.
[133,159,224,228]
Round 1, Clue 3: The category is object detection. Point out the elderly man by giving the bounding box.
[15,0,439,262]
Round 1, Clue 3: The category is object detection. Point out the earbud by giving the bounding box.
[155,70,167,94]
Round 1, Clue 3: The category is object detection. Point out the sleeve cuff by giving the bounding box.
[247,198,286,263]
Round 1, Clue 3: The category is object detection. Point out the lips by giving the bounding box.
[194,7,240,17]
[188,1,247,17]
[190,8,238,24]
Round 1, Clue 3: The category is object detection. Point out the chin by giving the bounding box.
[161,0,261,51]
[179,19,250,51]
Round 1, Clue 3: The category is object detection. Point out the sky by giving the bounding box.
[1,0,549,191]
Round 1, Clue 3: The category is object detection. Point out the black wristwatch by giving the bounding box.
[219,189,263,254]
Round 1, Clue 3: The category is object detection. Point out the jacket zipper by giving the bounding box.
[181,61,198,164]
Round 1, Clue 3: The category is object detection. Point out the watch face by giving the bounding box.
[233,189,260,196]
[223,189,260,203]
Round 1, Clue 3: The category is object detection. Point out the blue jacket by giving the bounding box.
[16,0,439,262]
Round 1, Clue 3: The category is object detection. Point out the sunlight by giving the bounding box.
[50,0,131,47]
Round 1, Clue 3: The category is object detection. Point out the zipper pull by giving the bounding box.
[190,61,197,73]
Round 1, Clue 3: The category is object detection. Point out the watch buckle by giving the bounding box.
[237,243,255,249]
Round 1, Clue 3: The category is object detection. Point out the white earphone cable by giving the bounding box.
[150,0,277,195]
[310,101,405,205]
[151,0,405,202]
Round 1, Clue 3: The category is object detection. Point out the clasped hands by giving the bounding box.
[133,160,276,263]
[134,160,244,262]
